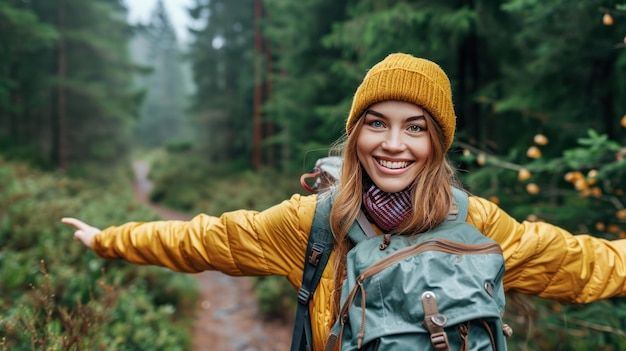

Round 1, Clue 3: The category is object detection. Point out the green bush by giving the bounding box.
[455,130,626,349]
[0,158,198,350]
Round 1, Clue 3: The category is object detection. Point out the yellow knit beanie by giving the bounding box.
[345,53,456,150]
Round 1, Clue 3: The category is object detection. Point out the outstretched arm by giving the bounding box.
[59,194,316,280]
[61,217,102,249]
[468,196,626,304]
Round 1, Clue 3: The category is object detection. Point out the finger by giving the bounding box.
[61,217,87,229]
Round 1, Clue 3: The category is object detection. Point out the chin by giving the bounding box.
[376,183,411,194]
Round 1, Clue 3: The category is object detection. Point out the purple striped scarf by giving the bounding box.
[362,184,413,231]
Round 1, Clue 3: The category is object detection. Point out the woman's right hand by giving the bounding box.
[61,217,102,249]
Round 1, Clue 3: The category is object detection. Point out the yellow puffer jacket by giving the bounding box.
[93,193,626,351]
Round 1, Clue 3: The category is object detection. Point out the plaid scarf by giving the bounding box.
[362,183,413,231]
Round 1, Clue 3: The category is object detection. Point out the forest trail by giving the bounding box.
[132,161,292,351]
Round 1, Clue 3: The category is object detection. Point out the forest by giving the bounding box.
[1,0,626,350]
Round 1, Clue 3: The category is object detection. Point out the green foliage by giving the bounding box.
[0,159,197,350]
[186,0,258,166]
[0,0,142,169]
[457,126,626,348]
[253,276,296,322]
[148,149,305,214]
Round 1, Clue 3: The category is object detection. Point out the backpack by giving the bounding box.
[291,158,511,351]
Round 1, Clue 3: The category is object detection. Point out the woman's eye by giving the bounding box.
[408,125,424,133]
[370,120,384,128]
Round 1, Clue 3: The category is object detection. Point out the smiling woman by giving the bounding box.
[60,52,626,351]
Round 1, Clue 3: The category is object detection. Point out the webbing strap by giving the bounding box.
[451,187,469,221]
[291,243,330,351]
[422,291,450,351]
[290,196,334,351]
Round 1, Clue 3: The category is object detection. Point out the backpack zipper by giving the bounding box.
[358,239,502,282]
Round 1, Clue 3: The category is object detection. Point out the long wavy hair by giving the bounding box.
[327,109,460,318]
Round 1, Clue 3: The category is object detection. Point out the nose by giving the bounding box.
[381,130,406,152]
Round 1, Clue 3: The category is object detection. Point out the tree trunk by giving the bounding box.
[54,1,68,171]
[253,0,263,169]
[265,38,274,167]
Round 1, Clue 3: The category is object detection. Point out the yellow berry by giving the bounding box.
[596,222,606,231]
[526,146,541,159]
[617,209,626,220]
[477,153,486,166]
[608,224,620,233]
[533,134,548,145]
[621,115,626,128]
[590,187,602,198]
[603,13,614,26]
[518,168,531,182]
[564,171,583,183]
[574,178,588,191]
[586,170,598,186]
[488,196,500,204]
[463,149,471,157]
[526,183,540,195]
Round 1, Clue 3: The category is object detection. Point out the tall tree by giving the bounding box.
[0,0,141,170]
[262,0,349,171]
[188,0,256,165]
[131,0,191,148]
[0,1,57,162]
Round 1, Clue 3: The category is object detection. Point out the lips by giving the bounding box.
[376,158,412,169]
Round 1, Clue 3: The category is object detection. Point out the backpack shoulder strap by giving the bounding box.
[347,211,377,244]
[291,192,335,351]
[450,187,469,222]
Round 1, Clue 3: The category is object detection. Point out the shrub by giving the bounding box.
[0,158,198,350]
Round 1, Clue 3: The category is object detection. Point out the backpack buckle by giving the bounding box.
[297,287,311,305]
[430,331,450,350]
[308,243,325,265]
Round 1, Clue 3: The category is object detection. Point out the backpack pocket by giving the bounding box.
[326,221,509,351]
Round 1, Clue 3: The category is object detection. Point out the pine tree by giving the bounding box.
[131,0,191,148]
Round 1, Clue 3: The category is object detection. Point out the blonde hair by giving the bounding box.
[327,110,459,317]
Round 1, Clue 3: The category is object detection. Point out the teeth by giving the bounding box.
[378,159,410,169]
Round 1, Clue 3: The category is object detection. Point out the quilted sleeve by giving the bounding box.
[467,195,626,304]
[92,193,317,277]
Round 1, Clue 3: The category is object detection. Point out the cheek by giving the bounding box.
[414,137,433,157]
[355,146,367,167]
[355,137,369,162]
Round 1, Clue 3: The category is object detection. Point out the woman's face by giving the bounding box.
[356,100,432,193]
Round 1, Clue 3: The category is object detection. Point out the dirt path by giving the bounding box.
[132,161,292,351]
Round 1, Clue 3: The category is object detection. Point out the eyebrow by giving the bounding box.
[364,109,426,122]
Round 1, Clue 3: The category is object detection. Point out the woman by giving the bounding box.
[62,53,626,350]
